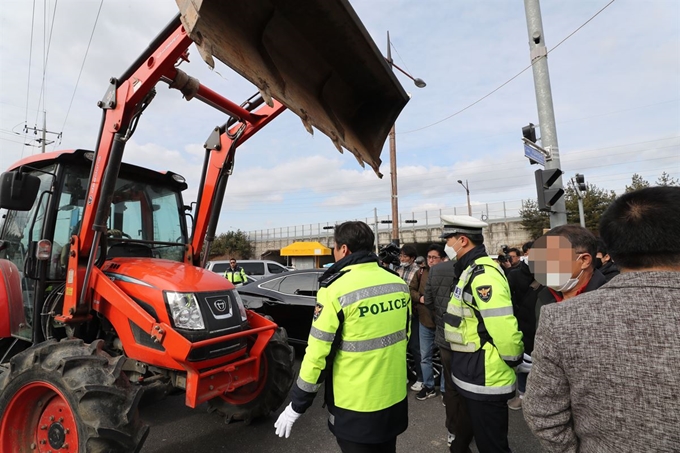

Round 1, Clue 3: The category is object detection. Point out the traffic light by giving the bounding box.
[535,168,564,212]
[522,123,537,143]
[575,173,586,192]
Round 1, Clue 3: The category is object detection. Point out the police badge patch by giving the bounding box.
[313,303,324,321]
[476,285,492,302]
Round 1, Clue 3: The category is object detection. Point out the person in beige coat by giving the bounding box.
[523,186,680,452]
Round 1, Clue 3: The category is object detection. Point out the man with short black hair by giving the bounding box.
[530,224,607,326]
[441,215,524,453]
[524,187,680,452]
[399,244,424,391]
[507,248,522,270]
[275,221,411,453]
[224,258,248,287]
[595,238,620,282]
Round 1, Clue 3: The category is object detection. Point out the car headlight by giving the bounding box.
[165,292,205,330]
[232,290,248,322]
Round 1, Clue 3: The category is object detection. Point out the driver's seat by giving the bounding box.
[107,243,153,259]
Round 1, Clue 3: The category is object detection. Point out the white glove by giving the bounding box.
[274,403,302,438]
[517,353,533,374]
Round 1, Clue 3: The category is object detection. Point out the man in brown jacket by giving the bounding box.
[410,244,445,401]
[524,186,680,452]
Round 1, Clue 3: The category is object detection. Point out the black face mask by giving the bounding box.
[594,257,603,269]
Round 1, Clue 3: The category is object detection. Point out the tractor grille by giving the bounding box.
[179,291,249,362]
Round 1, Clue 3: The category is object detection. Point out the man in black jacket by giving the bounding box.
[530,225,607,326]
[596,238,620,282]
[424,259,473,453]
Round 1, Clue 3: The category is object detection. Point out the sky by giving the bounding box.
[1,0,678,236]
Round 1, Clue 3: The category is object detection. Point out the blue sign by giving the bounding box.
[524,143,545,166]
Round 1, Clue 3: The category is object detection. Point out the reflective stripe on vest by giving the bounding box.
[452,374,515,395]
[297,376,322,393]
[479,306,514,318]
[338,282,409,308]
[310,326,336,343]
[338,330,406,353]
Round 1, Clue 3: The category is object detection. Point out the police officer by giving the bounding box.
[274,221,411,453]
[441,215,523,453]
[223,258,247,287]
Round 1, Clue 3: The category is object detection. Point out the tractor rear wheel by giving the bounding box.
[207,326,295,424]
[0,338,148,453]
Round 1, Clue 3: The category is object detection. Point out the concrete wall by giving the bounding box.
[252,218,531,259]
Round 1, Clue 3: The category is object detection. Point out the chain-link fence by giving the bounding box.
[247,199,524,242]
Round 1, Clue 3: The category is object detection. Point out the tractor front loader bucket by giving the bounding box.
[176,0,409,176]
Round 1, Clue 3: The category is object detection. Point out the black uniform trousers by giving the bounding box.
[336,437,397,453]
[464,398,511,453]
[440,347,474,453]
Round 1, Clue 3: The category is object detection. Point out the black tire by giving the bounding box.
[0,338,148,453]
[207,327,295,424]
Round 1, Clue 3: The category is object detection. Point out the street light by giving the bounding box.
[386,31,426,246]
[457,179,472,216]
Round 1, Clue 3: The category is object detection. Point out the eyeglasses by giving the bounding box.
[426,255,441,260]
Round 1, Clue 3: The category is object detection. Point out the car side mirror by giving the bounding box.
[0,171,41,211]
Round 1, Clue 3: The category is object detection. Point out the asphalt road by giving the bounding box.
[140,357,544,453]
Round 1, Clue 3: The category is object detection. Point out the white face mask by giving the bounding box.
[444,238,462,260]
[543,254,585,292]
[399,261,410,268]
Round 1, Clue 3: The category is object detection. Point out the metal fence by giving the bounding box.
[247,199,524,242]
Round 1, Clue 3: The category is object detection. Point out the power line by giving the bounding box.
[59,0,104,140]
[401,0,618,134]
[22,0,37,158]
[33,0,59,126]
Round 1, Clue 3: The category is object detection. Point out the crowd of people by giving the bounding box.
[273,186,679,453]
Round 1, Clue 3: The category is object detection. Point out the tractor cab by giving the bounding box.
[0,149,190,342]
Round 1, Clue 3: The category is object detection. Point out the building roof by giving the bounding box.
[280,241,331,256]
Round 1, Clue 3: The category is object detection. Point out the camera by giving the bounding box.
[499,244,511,264]
[378,242,401,267]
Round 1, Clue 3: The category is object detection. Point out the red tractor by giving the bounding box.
[0,0,407,451]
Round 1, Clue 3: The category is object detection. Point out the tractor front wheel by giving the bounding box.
[0,338,148,453]
[207,326,295,424]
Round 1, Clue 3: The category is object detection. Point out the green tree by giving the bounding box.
[520,182,616,237]
[519,199,550,240]
[656,171,679,186]
[625,173,650,193]
[209,230,254,259]
[564,183,617,232]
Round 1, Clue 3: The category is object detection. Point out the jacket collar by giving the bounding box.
[318,250,380,282]
[600,270,680,288]
[454,244,487,277]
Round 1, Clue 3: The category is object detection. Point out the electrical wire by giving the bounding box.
[401,0,618,134]
[59,0,104,139]
[33,0,59,127]
[22,0,37,158]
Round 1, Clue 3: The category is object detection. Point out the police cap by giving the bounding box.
[439,215,488,239]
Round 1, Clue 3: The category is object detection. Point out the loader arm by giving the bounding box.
[58,0,409,323]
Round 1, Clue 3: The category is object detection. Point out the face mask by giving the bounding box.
[444,238,462,260]
[594,257,603,269]
[399,261,410,267]
[544,254,585,292]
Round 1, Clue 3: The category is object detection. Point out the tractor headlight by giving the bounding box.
[165,292,205,330]
[232,290,248,322]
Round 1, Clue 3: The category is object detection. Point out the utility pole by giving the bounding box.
[524,0,567,227]
[385,31,426,246]
[24,111,61,153]
[374,207,379,253]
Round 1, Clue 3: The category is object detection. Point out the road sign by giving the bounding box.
[524,143,545,166]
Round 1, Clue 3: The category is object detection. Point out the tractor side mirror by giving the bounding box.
[0,171,41,211]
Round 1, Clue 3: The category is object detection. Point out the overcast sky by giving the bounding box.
[1,0,678,235]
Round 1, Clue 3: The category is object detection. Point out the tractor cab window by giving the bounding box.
[0,167,55,339]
